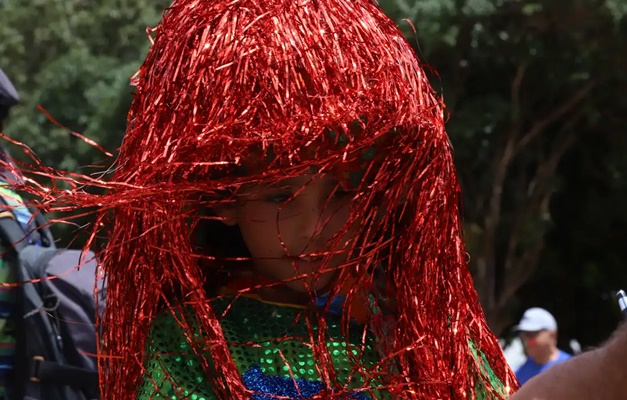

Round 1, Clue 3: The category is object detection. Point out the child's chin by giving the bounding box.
[286,277,334,294]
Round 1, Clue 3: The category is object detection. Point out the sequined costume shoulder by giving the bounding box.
[138,296,382,399]
[138,295,506,399]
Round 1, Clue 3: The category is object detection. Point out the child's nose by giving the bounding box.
[298,203,324,243]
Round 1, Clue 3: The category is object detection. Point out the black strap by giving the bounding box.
[0,213,29,252]
[31,209,54,248]
[30,357,99,395]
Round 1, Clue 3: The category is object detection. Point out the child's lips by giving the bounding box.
[286,250,347,272]
[288,254,325,270]
[298,255,323,262]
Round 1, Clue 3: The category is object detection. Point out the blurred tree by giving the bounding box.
[0,0,168,242]
[0,0,168,170]
[519,101,627,347]
[382,0,626,334]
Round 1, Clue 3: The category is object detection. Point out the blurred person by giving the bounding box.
[515,307,572,385]
[0,68,102,400]
[511,322,627,399]
[0,68,21,185]
[0,67,20,400]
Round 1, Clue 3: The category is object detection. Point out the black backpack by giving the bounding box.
[0,185,103,400]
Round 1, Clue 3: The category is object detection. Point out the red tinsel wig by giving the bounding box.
[25,0,517,398]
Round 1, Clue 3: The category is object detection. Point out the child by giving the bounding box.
[70,0,516,398]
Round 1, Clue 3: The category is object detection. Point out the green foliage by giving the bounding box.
[0,0,167,171]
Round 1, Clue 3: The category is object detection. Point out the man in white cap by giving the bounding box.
[515,307,572,385]
[511,322,627,399]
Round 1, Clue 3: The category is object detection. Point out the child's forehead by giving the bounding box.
[226,125,395,191]
[236,173,339,193]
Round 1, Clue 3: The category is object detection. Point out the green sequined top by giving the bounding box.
[138,296,506,399]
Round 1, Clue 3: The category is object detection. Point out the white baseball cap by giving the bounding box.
[514,307,557,332]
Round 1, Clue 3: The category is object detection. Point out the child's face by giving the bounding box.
[217,174,358,294]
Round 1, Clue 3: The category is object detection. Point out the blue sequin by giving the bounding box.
[315,293,346,317]
[243,366,369,399]
[243,366,324,399]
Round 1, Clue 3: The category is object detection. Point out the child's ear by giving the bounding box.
[213,204,239,226]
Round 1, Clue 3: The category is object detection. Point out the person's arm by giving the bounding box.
[510,323,627,400]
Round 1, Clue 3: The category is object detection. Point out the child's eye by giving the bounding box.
[333,188,353,200]
[265,193,292,204]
